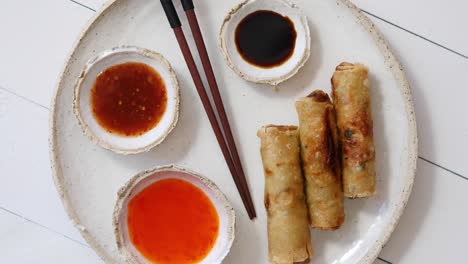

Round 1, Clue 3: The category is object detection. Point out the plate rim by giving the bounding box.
[49,0,418,263]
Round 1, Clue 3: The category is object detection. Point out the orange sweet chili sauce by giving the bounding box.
[127,178,220,264]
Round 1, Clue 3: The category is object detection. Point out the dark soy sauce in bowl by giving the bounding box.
[235,10,297,68]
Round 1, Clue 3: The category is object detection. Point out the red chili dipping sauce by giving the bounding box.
[91,62,167,137]
[127,178,220,264]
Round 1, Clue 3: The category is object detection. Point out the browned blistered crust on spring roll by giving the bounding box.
[258,125,313,264]
[331,62,376,198]
[296,90,345,230]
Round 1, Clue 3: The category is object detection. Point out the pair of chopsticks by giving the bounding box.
[160,0,256,219]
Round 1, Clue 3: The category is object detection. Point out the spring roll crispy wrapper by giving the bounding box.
[258,126,313,264]
[332,62,376,198]
[296,90,345,229]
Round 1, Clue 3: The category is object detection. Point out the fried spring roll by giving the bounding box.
[258,126,313,264]
[295,90,344,230]
[331,62,376,198]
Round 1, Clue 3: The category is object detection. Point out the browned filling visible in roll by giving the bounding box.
[332,62,376,198]
[258,125,313,264]
[296,90,345,230]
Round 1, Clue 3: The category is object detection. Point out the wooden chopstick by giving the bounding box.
[180,0,256,219]
[160,0,256,219]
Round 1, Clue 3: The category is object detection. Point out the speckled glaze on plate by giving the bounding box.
[50,0,417,263]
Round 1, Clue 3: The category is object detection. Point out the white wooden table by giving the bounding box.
[1,1,467,263]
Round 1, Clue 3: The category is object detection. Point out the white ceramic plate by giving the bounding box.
[50,0,417,263]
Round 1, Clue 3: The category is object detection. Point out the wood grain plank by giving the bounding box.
[379,159,468,263]
[0,210,101,264]
[0,88,84,243]
[352,0,468,57]
[370,16,468,177]
[0,0,93,107]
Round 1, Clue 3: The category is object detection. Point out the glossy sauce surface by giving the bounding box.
[235,10,296,68]
[127,178,220,264]
[91,62,167,137]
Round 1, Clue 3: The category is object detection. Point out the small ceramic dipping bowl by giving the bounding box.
[73,46,180,154]
[220,0,310,85]
[113,165,236,264]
